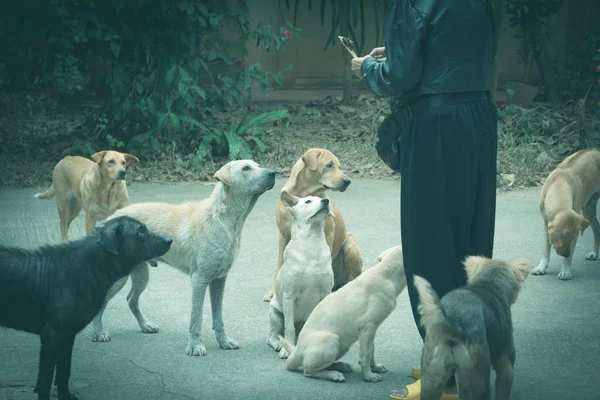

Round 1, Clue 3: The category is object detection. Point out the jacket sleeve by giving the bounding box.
[361,0,429,98]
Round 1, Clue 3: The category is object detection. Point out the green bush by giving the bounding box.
[0,0,299,160]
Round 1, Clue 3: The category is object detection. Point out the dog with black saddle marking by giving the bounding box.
[413,256,531,400]
[0,216,172,400]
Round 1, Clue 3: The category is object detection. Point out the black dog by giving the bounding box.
[0,216,172,400]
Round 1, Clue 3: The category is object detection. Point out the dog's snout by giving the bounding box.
[342,177,351,186]
[119,170,127,179]
[321,198,329,205]
[268,170,276,177]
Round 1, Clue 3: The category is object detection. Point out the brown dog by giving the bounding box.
[533,147,600,280]
[35,150,139,242]
[263,148,364,302]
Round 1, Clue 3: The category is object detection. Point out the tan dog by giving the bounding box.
[414,256,531,400]
[34,150,139,242]
[280,245,405,383]
[533,147,600,280]
[263,148,364,302]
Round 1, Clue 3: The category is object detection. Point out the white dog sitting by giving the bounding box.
[267,191,335,359]
[280,245,405,383]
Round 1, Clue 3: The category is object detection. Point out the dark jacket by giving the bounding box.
[361,0,497,107]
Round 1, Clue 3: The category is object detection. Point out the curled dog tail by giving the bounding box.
[34,184,55,200]
[413,275,445,331]
[413,275,474,369]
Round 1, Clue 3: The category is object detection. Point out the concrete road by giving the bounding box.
[1,179,599,400]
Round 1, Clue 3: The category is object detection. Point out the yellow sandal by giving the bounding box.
[411,366,421,379]
[389,379,459,400]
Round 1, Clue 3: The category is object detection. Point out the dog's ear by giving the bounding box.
[214,164,234,186]
[579,216,590,236]
[280,191,300,209]
[302,149,322,171]
[124,153,140,165]
[91,151,108,164]
[463,255,489,280]
[507,258,532,285]
[96,227,119,255]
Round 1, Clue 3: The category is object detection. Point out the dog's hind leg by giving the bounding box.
[209,276,240,351]
[583,193,600,261]
[419,343,454,400]
[332,233,363,291]
[186,272,210,356]
[493,347,516,400]
[57,196,71,243]
[55,334,77,400]
[455,350,492,400]
[90,276,128,342]
[302,333,345,382]
[128,262,159,333]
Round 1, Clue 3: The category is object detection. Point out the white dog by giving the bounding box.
[89,160,276,356]
[267,191,335,359]
[280,245,405,383]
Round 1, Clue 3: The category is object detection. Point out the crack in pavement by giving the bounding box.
[0,346,200,400]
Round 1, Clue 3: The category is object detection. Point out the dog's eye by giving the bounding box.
[108,159,115,165]
[242,165,251,171]
[305,200,312,204]
[138,230,145,237]
[325,163,333,169]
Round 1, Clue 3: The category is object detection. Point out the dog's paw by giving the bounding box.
[58,392,79,400]
[218,336,240,350]
[332,362,353,373]
[531,264,547,276]
[557,270,572,280]
[263,290,274,302]
[327,371,346,383]
[267,337,282,351]
[372,363,388,373]
[185,342,208,356]
[279,347,290,359]
[140,321,160,334]
[585,252,598,260]
[363,373,383,382]
[91,331,111,342]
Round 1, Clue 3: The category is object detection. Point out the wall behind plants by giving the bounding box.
[0,0,299,161]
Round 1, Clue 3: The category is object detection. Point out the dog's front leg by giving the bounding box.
[558,248,575,280]
[209,275,240,351]
[90,276,128,342]
[55,334,77,400]
[84,213,97,237]
[368,345,388,374]
[187,273,210,356]
[280,292,295,359]
[493,352,515,400]
[583,194,600,261]
[358,325,382,382]
[533,221,552,276]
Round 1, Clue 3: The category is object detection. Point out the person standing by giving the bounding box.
[351,0,498,399]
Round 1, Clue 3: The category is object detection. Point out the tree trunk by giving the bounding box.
[339,0,352,104]
[534,46,555,102]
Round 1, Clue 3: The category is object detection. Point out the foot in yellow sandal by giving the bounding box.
[389,379,459,400]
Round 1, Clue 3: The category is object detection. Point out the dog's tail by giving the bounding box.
[279,336,303,371]
[413,275,474,369]
[413,275,445,330]
[34,184,55,200]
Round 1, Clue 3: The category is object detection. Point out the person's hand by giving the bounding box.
[369,47,386,59]
[351,55,371,79]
